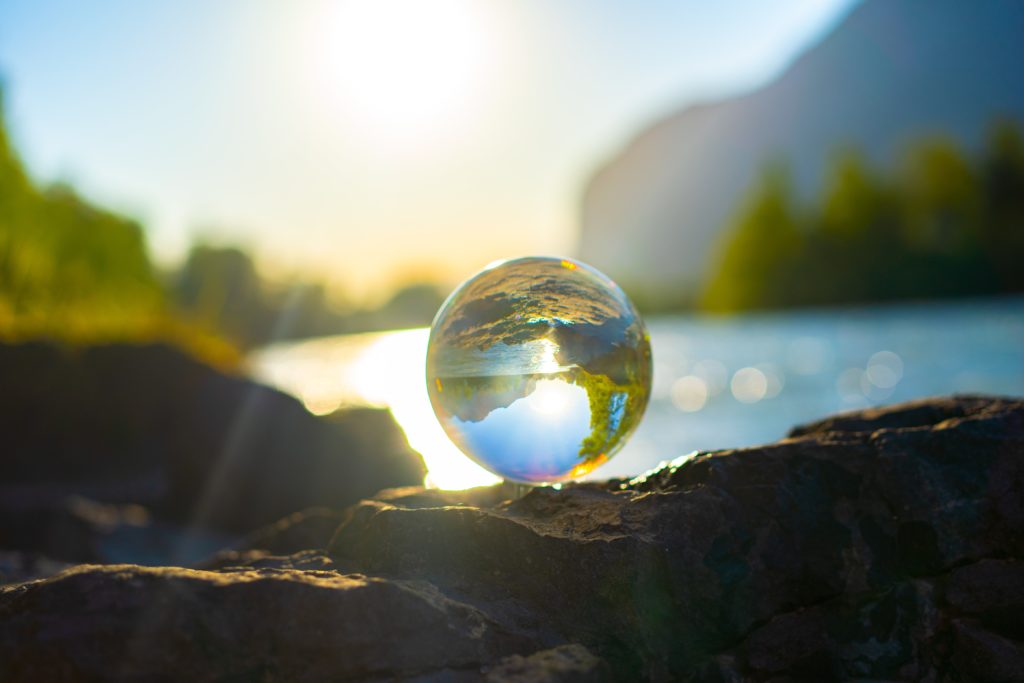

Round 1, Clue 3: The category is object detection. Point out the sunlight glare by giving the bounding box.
[322,0,494,142]
[534,337,565,374]
[526,379,578,418]
[349,328,499,489]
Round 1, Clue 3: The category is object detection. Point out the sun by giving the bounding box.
[526,379,579,418]
[320,0,494,142]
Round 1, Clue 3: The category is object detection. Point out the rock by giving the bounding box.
[326,394,1023,680]
[198,507,345,570]
[946,559,1024,638]
[0,495,139,565]
[234,507,346,556]
[0,342,425,539]
[786,393,1019,437]
[0,564,533,681]
[951,619,1024,682]
[0,494,232,568]
[0,551,73,586]
[484,645,612,683]
[0,395,1021,681]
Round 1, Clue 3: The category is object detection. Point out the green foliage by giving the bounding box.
[0,83,445,353]
[0,92,167,337]
[340,282,445,335]
[171,244,369,348]
[701,165,804,310]
[702,122,1024,311]
[170,244,280,347]
[374,283,445,328]
[572,353,649,469]
[979,122,1024,291]
[573,369,631,466]
[168,243,445,348]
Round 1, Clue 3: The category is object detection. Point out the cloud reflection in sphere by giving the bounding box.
[426,257,652,484]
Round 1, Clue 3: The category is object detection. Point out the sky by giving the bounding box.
[0,0,857,301]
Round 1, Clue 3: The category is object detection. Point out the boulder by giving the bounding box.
[0,491,240,568]
[0,564,534,681]
[1,395,1021,681]
[0,342,425,539]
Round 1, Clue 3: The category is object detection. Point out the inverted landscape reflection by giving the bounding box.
[426,257,653,484]
[445,375,592,483]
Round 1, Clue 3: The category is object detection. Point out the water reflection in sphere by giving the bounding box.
[426,257,652,484]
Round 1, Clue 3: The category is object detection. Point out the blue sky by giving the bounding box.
[0,0,857,298]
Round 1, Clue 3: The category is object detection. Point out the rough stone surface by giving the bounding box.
[0,342,425,540]
[484,645,612,683]
[199,507,347,570]
[0,564,532,682]
[0,395,1021,681]
[786,394,1021,438]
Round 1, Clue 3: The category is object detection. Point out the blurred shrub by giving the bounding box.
[0,94,214,348]
[0,86,445,353]
[343,282,445,332]
[0,108,159,313]
[169,244,355,348]
[168,244,444,348]
[703,121,1024,310]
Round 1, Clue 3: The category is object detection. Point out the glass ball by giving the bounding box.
[426,256,652,484]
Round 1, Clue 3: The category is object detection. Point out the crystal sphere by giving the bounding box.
[426,257,652,484]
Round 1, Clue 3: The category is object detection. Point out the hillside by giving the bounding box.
[578,0,1024,301]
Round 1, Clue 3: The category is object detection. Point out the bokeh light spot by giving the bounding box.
[731,367,768,403]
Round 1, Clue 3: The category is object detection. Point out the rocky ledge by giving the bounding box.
[1,395,1022,682]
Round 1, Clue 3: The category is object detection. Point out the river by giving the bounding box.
[250,296,1024,489]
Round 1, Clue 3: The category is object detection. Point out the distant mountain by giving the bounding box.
[578,0,1024,301]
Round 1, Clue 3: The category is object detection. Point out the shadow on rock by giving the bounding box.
[0,341,425,572]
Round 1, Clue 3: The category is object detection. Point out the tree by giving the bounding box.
[701,165,804,310]
[0,89,161,328]
[171,245,274,345]
[978,121,1024,291]
[700,122,1024,312]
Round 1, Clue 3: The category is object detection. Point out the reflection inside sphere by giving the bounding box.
[427,257,652,484]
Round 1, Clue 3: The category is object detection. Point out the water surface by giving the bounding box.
[251,296,1024,488]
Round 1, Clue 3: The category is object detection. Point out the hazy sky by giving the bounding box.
[0,0,856,299]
